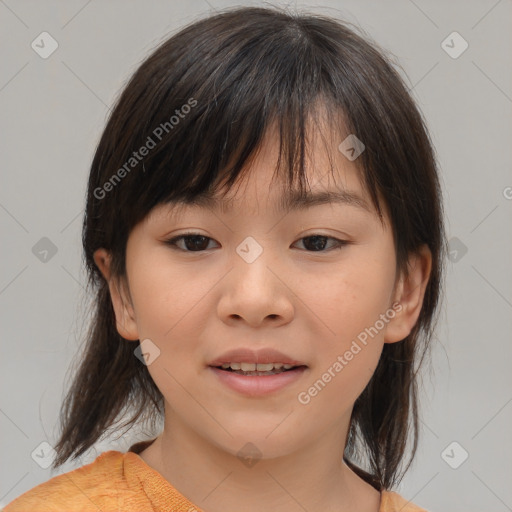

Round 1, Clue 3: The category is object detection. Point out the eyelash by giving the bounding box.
[164,232,350,253]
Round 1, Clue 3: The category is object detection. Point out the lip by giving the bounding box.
[208,347,307,367]
[209,365,308,396]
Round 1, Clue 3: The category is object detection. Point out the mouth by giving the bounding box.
[210,362,308,376]
[209,362,308,396]
[207,348,308,395]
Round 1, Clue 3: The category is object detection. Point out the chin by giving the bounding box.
[204,426,303,462]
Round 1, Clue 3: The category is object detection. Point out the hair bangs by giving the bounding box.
[105,13,386,249]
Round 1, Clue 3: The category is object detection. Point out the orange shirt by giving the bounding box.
[3,444,427,512]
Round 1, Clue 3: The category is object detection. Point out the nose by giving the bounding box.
[216,243,294,328]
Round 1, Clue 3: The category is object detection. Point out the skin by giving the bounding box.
[94,120,432,512]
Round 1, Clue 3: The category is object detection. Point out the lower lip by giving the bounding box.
[209,366,307,396]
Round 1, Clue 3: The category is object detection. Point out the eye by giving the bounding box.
[293,235,349,252]
[164,233,349,253]
[164,233,218,252]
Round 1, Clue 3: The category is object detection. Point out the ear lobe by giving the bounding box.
[93,248,139,341]
[384,244,432,344]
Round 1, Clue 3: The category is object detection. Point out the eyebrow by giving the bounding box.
[169,188,373,215]
[278,189,372,213]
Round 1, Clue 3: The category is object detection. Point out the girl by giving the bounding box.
[4,5,446,511]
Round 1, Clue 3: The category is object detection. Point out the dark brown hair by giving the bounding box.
[53,5,446,491]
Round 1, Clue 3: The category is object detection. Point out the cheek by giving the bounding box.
[301,246,396,402]
[313,250,396,341]
[127,249,208,341]
[127,256,209,400]
[298,259,393,411]
[297,346,381,423]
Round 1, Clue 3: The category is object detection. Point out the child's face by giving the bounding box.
[96,121,427,460]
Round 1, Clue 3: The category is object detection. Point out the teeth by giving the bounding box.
[219,362,296,371]
[255,363,273,372]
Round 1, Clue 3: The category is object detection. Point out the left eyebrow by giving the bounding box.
[167,188,373,215]
[278,188,372,214]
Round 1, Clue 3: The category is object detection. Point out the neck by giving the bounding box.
[139,407,381,512]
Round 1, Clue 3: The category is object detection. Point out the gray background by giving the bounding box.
[1,0,511,510]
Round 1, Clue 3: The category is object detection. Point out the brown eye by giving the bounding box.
[165,234,217,252]
[294,235,348,252]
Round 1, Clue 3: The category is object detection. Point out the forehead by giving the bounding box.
[163,155,381,222]
[157,113,384,223]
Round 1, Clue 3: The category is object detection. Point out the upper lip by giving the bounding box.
[208,348,307,367]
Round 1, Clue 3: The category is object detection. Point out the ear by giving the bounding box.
[384,244,432,344]
[93,248,139,341]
